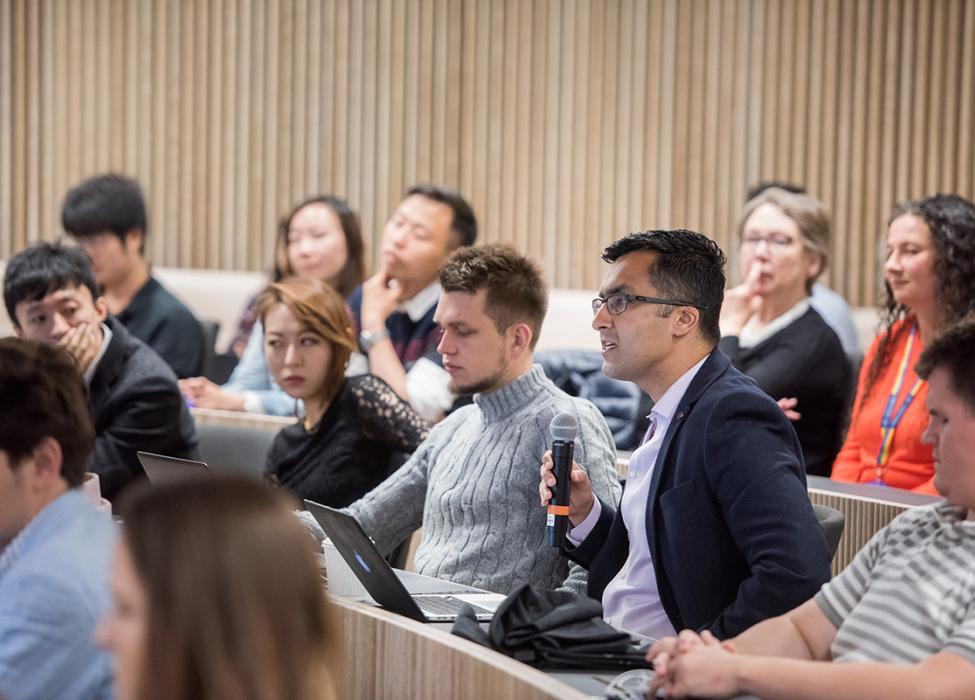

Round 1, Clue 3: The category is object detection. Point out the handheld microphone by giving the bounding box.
[547,412,579,547]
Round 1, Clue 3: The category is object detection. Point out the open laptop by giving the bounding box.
[137,451,210,485]
[304,499,498,623]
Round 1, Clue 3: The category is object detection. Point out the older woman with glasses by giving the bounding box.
[718,188,852,476]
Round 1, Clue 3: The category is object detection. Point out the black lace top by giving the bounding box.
[265,374,430,507]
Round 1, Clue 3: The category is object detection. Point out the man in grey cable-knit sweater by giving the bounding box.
[344,245,621,595]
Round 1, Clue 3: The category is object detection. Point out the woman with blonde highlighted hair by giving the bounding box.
[98,475,336,700]
[260,277,429,507]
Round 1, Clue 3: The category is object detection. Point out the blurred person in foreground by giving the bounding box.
[832,194,975,494]
[648,319,975,699]
[97,475,336,700]
[0,339,115,700]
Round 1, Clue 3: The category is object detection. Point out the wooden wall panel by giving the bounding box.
[2,0,974,304]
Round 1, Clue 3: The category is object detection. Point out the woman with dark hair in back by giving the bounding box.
[719,188,852,476]
[180,195,366,415]
[832,194,975,493]
[97,476,336,700]
[259,278,429,507]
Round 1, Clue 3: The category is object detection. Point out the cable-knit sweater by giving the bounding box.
[347,365,622,595]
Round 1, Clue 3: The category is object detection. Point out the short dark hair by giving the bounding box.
[439,245,548,349]
[4,242,100,329]
[601,230,727,345]
[746,181,807,202]
[61,173,148,252]
[916,319,975,413]
[0,338,94,487]
[406,184,478,248]
[273,194,366,296]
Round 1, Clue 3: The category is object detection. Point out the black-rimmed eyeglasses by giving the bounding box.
[591,293,710,316]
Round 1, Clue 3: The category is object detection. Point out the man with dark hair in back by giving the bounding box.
[61,173,205,378]
[0,339,115,700]
[334,245,621,595]
[3,242,200,500]
[348,184,478,422]
[540,229,831,639]
[646,319,975,699]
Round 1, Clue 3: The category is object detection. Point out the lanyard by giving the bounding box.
[874,324,924,482]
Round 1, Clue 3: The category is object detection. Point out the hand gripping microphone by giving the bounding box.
[547,412,579,547]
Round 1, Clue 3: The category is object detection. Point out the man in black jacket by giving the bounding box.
[4,242,199,500]
[540,229,831,639]
[61,173,204,378]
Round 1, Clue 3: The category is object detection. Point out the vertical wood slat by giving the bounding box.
[1,0,974,308]
[0,2,12,250]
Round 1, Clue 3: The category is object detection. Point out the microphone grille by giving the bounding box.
[549,412,579,442]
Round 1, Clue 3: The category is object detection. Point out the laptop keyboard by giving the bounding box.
[414,595,492,618]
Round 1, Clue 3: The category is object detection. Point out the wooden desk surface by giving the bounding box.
[189,406,293,431]
[330,596,591,700]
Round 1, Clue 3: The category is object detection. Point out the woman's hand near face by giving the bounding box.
[720,264,763,337]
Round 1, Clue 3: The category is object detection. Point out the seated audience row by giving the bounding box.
[0,338,335,700]
[3,212,975,700]
[182,185,477,425]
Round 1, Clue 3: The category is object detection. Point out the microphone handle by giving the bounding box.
[547,439,575,547]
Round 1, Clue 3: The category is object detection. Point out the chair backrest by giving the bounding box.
[195,423,279,479]
[812,503,846,560]
[198,319,239,384]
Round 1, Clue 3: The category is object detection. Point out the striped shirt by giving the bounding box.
[816,502,975,665]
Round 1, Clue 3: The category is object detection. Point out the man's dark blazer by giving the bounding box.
[566,350,832,639]
[88,317,201,500]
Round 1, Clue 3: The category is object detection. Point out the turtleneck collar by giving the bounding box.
[472,364,550,424]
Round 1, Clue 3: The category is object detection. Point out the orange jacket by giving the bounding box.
[831,319,937,495]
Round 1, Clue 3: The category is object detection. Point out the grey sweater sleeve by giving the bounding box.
[344,436,434,556]
[558,400,622,593]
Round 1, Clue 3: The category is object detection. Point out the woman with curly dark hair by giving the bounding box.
[832,194,975,493]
